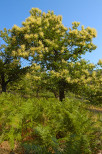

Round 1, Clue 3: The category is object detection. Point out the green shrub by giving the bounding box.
[0,93,101,153]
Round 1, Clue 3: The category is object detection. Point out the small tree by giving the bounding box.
[10,8,97,101]
[0,28,29,92]
[11,64,44,97]
[86,59,102,104]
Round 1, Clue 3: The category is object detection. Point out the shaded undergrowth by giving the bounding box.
[0,93,102,154]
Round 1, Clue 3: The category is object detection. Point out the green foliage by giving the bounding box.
[75,62,102,106]
[0,28,29,92]
[0,7,102,153]
[88,65,102,105]
[0,93,101,153]
[9,8,97,101]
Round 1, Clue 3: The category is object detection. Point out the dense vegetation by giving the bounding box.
[0,93,101,153]
[0,8,102,153]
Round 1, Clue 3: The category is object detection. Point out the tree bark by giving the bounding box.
[59,88,65,102]
[1,83,7,92]
[36,89,39,98]
[58,80,65,102]
[1,73,7,92]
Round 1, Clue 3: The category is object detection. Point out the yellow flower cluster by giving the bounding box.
[12,37,17,44]
[39,54,43,59]
[66,77,71,82]
[38,40,43,46]
[44,47,49,53]
[21,45,25,52]
[79,42,86,46]
[24,34,38,40]
[89,63,95,68]
[87,44,92,49]
[29,8,42,16]
[26,16,36,23]
[60,69,69,77]
[12,25,25,34]
[26,73,31,79]
[33,76,41,81]
[68,62,74,68]
[39,31,44,37]
[24,34,30,39]
[92,71,96,77]
[50,71,60,78]
[31,8,41,13]
[81,25,84,30]
[98,59,102,65]
[12,25,20,31]
[17,49,21,56]
[72,21,80,28]
[72,79,79,83]
[61,59,67,64]
[86,77,92,82]
[86,27,97,37]
[12,50,16,56]
[56,29,60,34]
[30,47,36,51]
[34,34,38,39]
[22,52,29,57]
[31,64,40,70]
[69,29,78,35]
[60,49,64,53]
[57,15,62,21]
[76,62,80,66]
[45,39,52,45]
[42,12,46,17]
[82,69,89,75]
[36,17,41,25]
[80,75,87,83]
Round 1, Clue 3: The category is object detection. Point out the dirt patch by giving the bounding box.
[0,141,23,154]
[87,106,102,113]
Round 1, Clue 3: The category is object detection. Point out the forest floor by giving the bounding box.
[88,105,102,113]
[0,104,102,154]
[0,141,20,154]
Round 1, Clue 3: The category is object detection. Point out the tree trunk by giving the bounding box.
[59,88,65,102]
[58,80,65,102]
[1,73,7,92]
[1,83,7,92]
[36,89,39,98]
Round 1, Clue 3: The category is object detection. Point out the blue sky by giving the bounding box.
[0,0,102,64]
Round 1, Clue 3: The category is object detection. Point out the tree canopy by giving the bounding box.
[0,8,99,101]
[9,8,97,101]
[0,28,29,92]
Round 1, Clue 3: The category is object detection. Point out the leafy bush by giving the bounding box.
[0,93,101,153]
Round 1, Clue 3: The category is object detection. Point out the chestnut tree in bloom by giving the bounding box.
[0,29,29,92]
[10,8,97,101]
